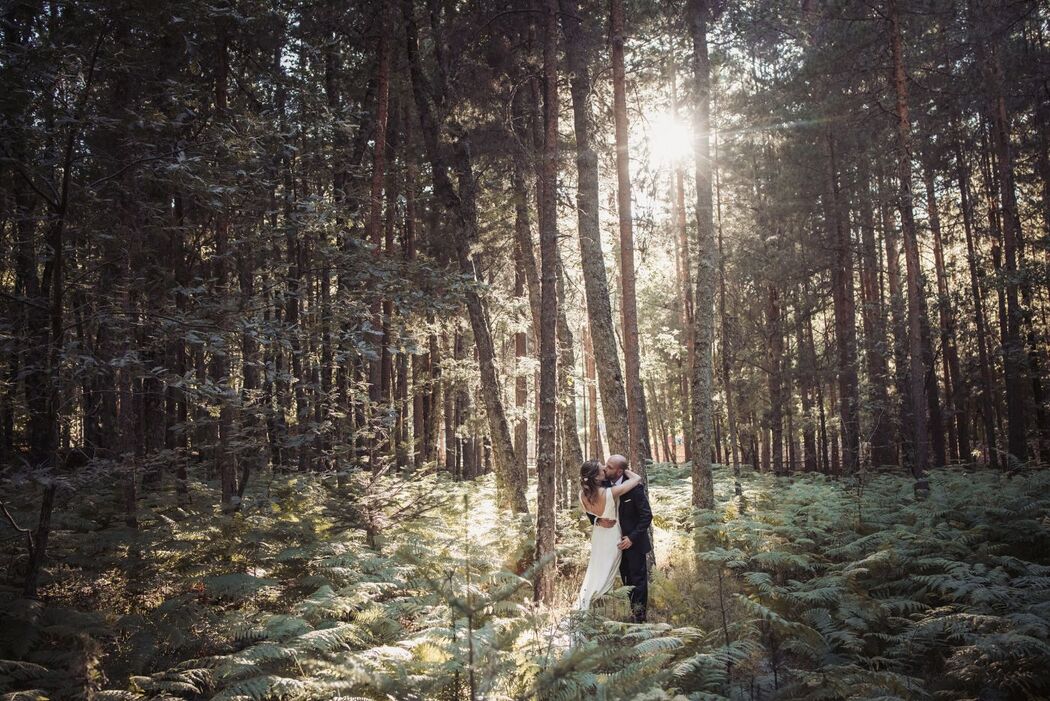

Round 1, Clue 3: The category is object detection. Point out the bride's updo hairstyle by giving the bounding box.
[580,460,603,502]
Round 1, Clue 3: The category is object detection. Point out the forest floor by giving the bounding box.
[2,462,1050,699]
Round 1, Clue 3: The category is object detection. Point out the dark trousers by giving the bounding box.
[619,548,648,623]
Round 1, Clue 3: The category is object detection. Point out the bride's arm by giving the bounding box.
[610,469,642,497]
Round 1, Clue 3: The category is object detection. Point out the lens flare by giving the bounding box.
[645,112,693,166]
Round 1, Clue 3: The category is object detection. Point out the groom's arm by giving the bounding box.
[588,480,617,527]
[625,485,653,545]
[588,512,616,528]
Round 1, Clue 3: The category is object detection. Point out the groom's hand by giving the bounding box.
[596,518,616,528]
[617,536,633,550]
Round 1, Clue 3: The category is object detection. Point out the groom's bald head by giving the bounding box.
[606,454,628,479]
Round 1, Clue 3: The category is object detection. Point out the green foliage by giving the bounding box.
[3,464,1050,699]
[668,465,1050,699]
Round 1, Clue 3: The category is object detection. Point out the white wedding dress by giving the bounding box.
[574,487,622,611]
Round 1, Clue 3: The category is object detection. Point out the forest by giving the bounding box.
[2,0,1050,698]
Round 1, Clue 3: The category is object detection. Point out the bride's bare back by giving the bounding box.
[579,469,642,518]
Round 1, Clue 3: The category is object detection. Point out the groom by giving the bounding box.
[600,454,653,623]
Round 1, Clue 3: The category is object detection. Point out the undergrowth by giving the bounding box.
[1,463,1049,699]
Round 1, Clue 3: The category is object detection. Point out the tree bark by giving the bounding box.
[888,0,929,480]
[795,299,818,472]
[956,144,999,468]
[16,17,103,596]
[214,25,238,508]
[368,14,392,408]
[560,0,631,458]
[403,0,526,511]
[972,0,1027,464]
[856,157,896,467]
[610,0,647,473]
[688,0,716,509]
[584,326,603,458]
[557,257,584,489]
[672,66,694,464]
[923,157,970,462]
[878,165,911,467]
[514,241,530,473]
[815,349,830,475]
[717,144,739,486]
[823,132,860,474]
[535,0,560,604]
[767,285,785,476]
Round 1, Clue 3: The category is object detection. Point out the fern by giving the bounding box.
[3,462,1050,699]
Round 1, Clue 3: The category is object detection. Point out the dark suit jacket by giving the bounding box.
[587,478,653,555]
[616,482,653,555]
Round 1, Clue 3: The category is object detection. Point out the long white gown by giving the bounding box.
[574,487,622,611]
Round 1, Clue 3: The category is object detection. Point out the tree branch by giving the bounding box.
[0,501,35,559]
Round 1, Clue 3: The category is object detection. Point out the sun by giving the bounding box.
[645,111,693,167]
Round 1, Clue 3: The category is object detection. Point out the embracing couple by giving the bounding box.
[573,454,653,623]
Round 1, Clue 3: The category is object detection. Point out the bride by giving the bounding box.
[573,460,643,611]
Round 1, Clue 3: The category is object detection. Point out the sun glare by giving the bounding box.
[645,112,693,166]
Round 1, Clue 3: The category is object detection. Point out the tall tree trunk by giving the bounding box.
[879,166,911,467]
[923,158,970,462]
[12,9,102,597]
[560,0,631,458]
[444,333,457,474]
[510,92,539,480]
[214,25,238,509]
[535,0,560,603]
[688,0,716,509]
[823,132,860,474]
[811,315,831,474]
[672,68,694,464]
[168,193,191,489]
[557,258,584,486]
[404,0,527,511]
[275,52,308,473]
[830,382,841,474]
[919,274,948,468]
[796,300,818,472]
[610,0,647,471]
[511,93,542,344]
[584,326,602,457]
[284,201,307,473]
[119,274,139,528]
[672,185,692,463]
[767,285,785,476]
[381,118,400,438]
[956,144,999,468]
[237,225,262,499]
[426,334,442,465]
[402,116,426,467]
[514,246,530,473]
[368,14,392,409]
[888,0,929,481]
[717,143,739,488]
[857,157,896,467]
[972,0,1027,464]
[379,120,402,460]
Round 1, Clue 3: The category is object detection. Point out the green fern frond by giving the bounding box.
[210,674,308,701]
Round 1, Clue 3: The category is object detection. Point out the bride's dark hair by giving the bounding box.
[580,460,603,502]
